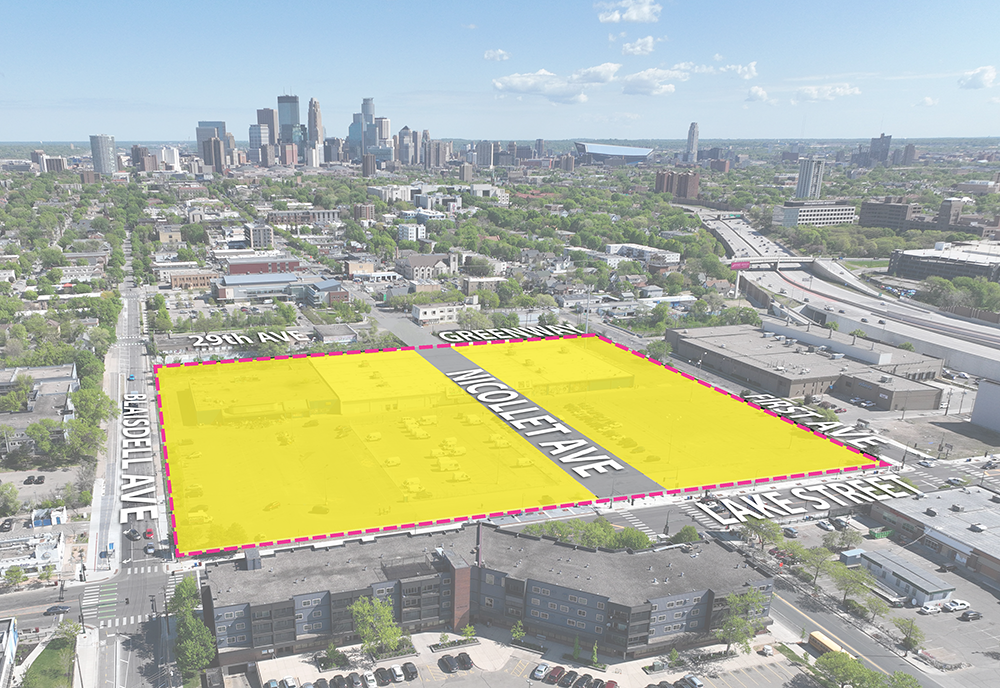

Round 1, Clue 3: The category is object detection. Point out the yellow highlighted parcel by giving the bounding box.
[157,352,593,554]
[458,337,862,490]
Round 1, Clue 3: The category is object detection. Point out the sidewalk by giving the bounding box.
[73,626,100,688]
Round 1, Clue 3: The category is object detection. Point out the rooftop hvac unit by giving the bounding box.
[951,504,965,512]
[831,353,845,360]
[763,332,774,338]
[880,375,891,383]
[926,508,937,516]
[992,495,1000,504]
[818,345,828,351]
[720,343,726,348]
[775,366,785,372]
[971,523,988,532]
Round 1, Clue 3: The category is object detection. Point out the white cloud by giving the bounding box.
[492,63,621,103]
[621,68,679,95]
[989,96,1000,104]
[608,31,626,42]
[597,0,662,23]
[484,49,510,61]
[746,86,769,102]
[958,65,996,89]
[720,61,758,80]
[622,36,655,55]
[914,96,939,107]
[667,61,757,79]
[792,83,861,103]
[713,53,724,62]
[462,24,477,30]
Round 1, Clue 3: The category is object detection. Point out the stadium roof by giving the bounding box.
[575,142,653,162]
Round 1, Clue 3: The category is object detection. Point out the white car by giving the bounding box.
[919,604,941,615]
[816,520,835,531]
[917,460,935,468]
[282,678,297,688]
[390,666,405,683]
[944,599,969,612]
[363,673,377,688]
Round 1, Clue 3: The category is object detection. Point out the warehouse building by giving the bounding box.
[202,523,773,671]
[665,321,943,410]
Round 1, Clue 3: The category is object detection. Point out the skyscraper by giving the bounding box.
[205,137,226,174]
[686,123,699,163]
[398,126,413,164]
[362,153,377,177]
[89,134,116,176]
[535,138,545,158]
[795,157,825,199]
[361,98,376,151]
[308,98,323,145]
[196,125,219,158]
[869,133,892,165]
[249,124,268,163]
[199,121,228,152]
[277,95,300,144]
[902,144,916,165]
[374,117,391,144]
[256,109,279,145]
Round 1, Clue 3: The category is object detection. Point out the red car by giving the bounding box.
[144,528,154,539]
[545,667,565,685]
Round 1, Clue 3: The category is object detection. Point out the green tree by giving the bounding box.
[71,388,118,426]
[668,647,680,667]
[892,617,925,651]
[592,640,599,665]
[461,624,476,640]
[456,309,493,330]
[836,529,863,551]
[168,576,200,614]
[828,563,876,605]
[865,595,891,624]
[850,329,867,338]
[714,588,767,654]
[815,651,867,688]
[799,546,835,591]
[511,619,526,643]
[643,340,672,361]
[898,342,915,351]
[38,564,55,581]
[0,482,19,517]
[174,608,216,678]
[572,634,581,661]
[669,525,700,544]
[739,517,783,552]
[4,565,26,588]
[54,619,83,640]
[616,527,652,550]
[885,671,921,688]
[350,596,402,655]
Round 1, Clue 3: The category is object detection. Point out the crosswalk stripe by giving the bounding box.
[115,618,120,627]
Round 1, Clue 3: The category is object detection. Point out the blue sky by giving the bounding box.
[2,0,999,142]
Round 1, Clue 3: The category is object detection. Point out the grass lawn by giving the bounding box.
[844,259,890,269]
[22,637,75,688]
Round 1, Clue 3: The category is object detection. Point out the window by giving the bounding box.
[485,574,495,585]
[443,601,451,608]
[532,586,541,594]
[485,597,494,608]
[531,598,540,606]
[227,636,236,643]
[597,602,605,610]
[531,610,540,618]
[578,597,587,606]
[674,612,683,619]
[216,625,226,633]
[302,600,311,607]
[567,619,577,627]
[596,614,603,622]
[540,612,549,620]
[577,610,587,618]
[689,621,698,629]
[560,605,569,613]
[295,613,304,621]
[548,602,557,610]
[443,590,451,597]
[542,588,551,596]
[569,595,578,603]
[235,611,245,617]
[443,578,451,585]
[693,597,701,604]
[224,612,235,620]
[253,611,271,620]
[657,615,666,622]
[235,623,245,630]
[651,604,658,611]
[690,609,700,616]
[312,611,322,619]
[376,588,385,595]
[596,626,603,634]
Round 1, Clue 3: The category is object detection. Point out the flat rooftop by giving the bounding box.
[206,523,766,609]
[887,487,1000,555]
[860,550,954,594]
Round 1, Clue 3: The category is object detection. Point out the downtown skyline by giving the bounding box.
[2,0,999,142]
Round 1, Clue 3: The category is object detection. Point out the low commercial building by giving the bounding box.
[227,255,301,275]
[867,488,1000,587]
[888,243,1000,283]
[212,273,302,302]
[201,523,773,670]
[858,551,954,607]
[395,254,459,281]
[412,298,480,326]
[0,364,79,457]
[461,276,508,295]
[304,279,349,307]
[780,201,857,228]
[169,271,218,290]
[267,209,340,225]
[665,321,943,409]
[604,243,681,266]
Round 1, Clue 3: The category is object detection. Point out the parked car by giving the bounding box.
[0,518,13,532]
[144,528,154,539]
[817,520,835,531]
[678,676,705,688]
[125,528,141,541]
[401,664,418,681]
[605,681,618,688]
[390,666,404,683]
[457,653,473,670]
[282,678,298,688]
[960,610,983,621]
[558,671,579,688]
[363,672,377,688]
[374,668,390,686]
[35,475,45,484]
[348,673,361,688]
[545,667,566,684]
[591,680,605,688]
[440,656,459,674]
[944,599,969,612]
[143,544,156,555]
[832,517,850,529]
[532,664,550,681]
[265,681,279,688]
[782,526,798,538]
[919,604,941,615]
[23,475,34,485]
[333,676,347,688]
[573,674,593,688]
[127,374,135,381]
